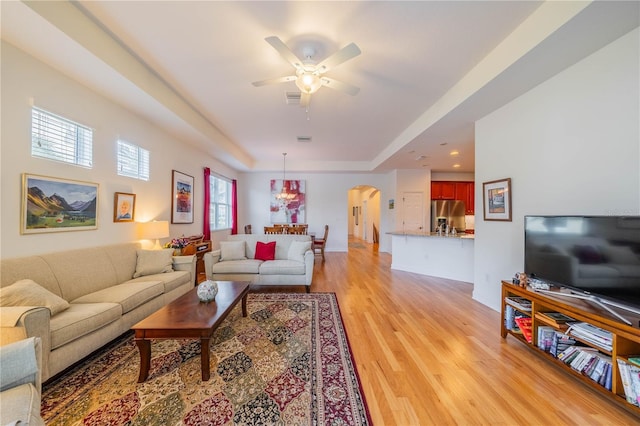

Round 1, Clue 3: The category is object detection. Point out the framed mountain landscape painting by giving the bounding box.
[21,173,99,234]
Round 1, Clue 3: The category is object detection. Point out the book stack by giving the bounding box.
[567,322,613,352]
[537,326,557,352]
[617,358,640,407]
[558,346,613,389]
[549,332,577,358]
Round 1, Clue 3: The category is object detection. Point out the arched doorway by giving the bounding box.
[348,185,381,249]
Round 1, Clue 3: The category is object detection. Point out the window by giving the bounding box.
[209,174,232,230]
[117,140,149,181]
[31,107,93,167]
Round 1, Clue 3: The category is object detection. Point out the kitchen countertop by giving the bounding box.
[388,231,475,239]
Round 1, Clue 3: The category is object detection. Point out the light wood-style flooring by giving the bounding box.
[252,237,639,425]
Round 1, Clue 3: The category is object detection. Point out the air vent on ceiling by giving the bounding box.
[297,136,312,143]
[285,92,301,105]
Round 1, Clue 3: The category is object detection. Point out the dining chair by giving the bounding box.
[287,227,307,235]
[313,225,329,261]
[264,226,281,234]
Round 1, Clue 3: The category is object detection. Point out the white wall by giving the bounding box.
[473,28,640,311]
[1,42,237,258]
[238,172,395,253]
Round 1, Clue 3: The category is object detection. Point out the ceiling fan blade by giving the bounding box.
[252,75,296,87]
[300,92,311,108]
[265,36,303,70]
[320,77,360,96]
[315,43,361,74]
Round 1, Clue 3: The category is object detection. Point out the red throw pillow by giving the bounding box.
[255,241,276,261]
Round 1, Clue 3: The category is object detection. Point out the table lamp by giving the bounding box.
[141,220,169,250]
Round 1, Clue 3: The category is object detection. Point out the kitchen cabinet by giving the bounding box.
[431,182,455,200]
[431,181,474,214]
[465,182,474,215]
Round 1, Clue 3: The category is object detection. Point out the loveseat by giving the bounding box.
[0,243,195,381]
[204,234,314,292]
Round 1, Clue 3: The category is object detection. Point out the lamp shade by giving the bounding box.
[140,220,169,250]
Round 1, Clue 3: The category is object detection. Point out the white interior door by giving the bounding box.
[402,192,424,232]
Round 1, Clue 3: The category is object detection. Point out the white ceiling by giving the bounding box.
[2,1,638,174]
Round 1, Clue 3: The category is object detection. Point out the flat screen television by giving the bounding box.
[524,216,640,316]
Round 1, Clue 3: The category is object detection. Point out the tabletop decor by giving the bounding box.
[171,170,194,224]
[41,293,371,425]
[196,280,218,302]
[21,173,99,234]
[483,177,512,221]
[164,237,190,255]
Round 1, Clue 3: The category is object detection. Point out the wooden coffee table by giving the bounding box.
[131,281,250,382]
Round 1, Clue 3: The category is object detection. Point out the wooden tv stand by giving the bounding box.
[501,281,640,417]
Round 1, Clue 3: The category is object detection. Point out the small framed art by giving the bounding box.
[171,170,194,224]
[483,178,512,221]
[114,192,135,222]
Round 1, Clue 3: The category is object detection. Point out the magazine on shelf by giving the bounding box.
[505,297,532,312]
[617,358,639,406]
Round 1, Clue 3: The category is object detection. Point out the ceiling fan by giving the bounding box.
[252,36,361,108]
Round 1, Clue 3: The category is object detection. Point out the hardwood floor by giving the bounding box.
[267,237,638,425]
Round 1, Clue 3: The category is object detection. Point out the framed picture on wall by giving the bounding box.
[113,192,136,222]
[171,170,194,224]
[21,173,99,234]
[482,178,512,221]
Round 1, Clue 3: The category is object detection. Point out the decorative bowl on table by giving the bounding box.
[197,280,218,303]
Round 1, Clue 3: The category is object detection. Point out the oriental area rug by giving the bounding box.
[41,293,371,425]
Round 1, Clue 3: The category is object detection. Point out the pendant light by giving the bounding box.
[276,153,296,201]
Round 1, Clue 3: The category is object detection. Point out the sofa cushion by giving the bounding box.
[255,241,276,261]
[288,241,311,263]
[0,383,41,426]
[259,260,306,275]
[212,259,262,274]
[128,271,190,293]
[220,241,246,261]
[71,281,164,314]
[50,303,121,350]
[133,249,174,278]
[0,279,70,316]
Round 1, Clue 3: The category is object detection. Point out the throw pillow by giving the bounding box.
[133,249,174,278]
[220,241,246,261]
[0,279,70,316]
[255,241,276,261]
[288,241,311,262]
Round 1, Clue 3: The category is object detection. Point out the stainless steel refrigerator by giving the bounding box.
[431,200,466,232]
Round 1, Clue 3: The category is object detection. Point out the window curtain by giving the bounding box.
[203,167,211,240]
[231,179,238,235]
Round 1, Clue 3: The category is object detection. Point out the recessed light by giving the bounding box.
[440,142,448,146]
[415,155,427,161]
[453,164,461,168]
[450,150,459,156]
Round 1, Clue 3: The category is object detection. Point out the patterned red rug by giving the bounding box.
[41,292,370,425]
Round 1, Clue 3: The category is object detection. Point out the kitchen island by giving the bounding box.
[389,231,474,282]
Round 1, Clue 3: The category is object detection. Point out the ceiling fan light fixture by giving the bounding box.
[295,69,322,94]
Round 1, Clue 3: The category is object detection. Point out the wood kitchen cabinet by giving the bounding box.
[431,181,475,214]
[431,181,455,200]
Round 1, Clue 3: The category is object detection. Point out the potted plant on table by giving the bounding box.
[165,237,190,255]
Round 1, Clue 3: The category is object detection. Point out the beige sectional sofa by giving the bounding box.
[204,234,314,292]
[0,243,195,381]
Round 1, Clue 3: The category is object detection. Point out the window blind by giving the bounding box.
[117,140,149,181]
[31,107,93,167]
